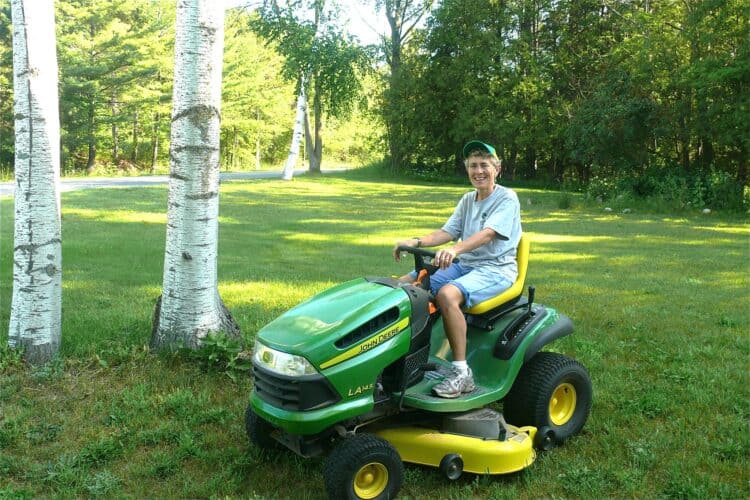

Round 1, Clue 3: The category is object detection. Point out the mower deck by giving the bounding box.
[374,423,537,475]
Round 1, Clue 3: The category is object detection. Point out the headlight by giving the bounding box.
[253,341,318,377]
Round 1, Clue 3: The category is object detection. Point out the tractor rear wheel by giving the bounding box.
[503,352,592,446]
[324,434,403,500]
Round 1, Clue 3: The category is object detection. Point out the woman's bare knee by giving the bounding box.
[437,285,464,309]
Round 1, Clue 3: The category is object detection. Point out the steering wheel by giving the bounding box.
[396,245,460,276]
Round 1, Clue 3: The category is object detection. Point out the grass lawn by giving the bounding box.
[1,172,748,498]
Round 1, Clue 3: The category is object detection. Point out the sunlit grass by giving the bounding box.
[0,173,748,498]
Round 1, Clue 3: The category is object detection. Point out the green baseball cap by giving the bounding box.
[463,140,498,160]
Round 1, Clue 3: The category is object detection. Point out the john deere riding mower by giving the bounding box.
[246,236,592,499]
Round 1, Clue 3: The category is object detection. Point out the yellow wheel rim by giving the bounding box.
[353,462,389,499]
[549,382,577,426]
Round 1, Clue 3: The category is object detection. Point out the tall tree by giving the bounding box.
[375,0,433,170]
[56,0,168,173]
[8,0,62,364]
[252,0,367,174]
[151,0,239,350]
[221,9,294,172]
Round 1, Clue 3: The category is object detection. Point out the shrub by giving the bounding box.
[183,331,252,382]
[558,192,573,209]
[585,175,617,201]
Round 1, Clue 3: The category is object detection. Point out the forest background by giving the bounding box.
[0,0,747,211]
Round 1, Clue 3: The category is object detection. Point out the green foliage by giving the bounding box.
[2,0,747,191]
[0,343,23,372]
[1,1,378,174]
[56,0,174,172]
[250,0,371,168]
[182,331,252,383]
[29,357,65,383]
[221,10,296,169]
[0,3,11,172]
[557,192,573,210]
[387,0,748,191]
[585,166,749,211]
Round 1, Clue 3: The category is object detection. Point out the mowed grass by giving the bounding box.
[0,172,748,498]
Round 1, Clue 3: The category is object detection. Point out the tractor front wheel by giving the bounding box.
[245,404,277,450]
[324,434,404,500]
[503,352,592,447]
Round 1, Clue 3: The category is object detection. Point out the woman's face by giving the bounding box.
[465,155,499,191]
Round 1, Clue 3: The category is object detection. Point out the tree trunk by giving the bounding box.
[131,109,139,165]
[86,101,96,174]
[307,80,322,174]
[8,0,63,365]
[150,110,159,173]
[735,145,748,187]
[386,4,403,170]
[255,108,261,170]
[282,79,307,181]
[231,126,237,171]
[111,95,119,165]
[151,0,239,351]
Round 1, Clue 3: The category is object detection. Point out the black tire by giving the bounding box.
[533,426,556,452]
[439,453,463,481]
[245,404,277,450]
[503,352,592,445]
[324,434,404,500]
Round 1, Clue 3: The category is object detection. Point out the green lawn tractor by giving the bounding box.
[245,235,592,499]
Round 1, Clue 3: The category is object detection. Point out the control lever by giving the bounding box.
[527,286,535,315]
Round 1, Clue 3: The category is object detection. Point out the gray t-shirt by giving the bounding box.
[442,185,522,281]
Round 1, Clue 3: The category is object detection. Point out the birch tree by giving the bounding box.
[151,0,239,350]
[281,77,306,180]
[252,1,367,175]
[8,0,62,364]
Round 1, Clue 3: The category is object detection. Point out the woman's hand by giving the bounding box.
[434,247,457,269]
[393,238,419,261]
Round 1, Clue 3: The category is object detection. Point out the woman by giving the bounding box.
[393,140,522,398]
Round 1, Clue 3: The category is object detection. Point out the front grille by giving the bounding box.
[253,364,340,411]
[335,307,400,348]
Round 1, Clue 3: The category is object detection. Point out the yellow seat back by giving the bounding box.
[464,234,530,315]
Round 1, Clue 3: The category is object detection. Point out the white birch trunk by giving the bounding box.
[8,0,62,364]
[281,81,307,181]
[151,0,238,350]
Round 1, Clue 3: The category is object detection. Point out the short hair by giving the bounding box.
[464,149,501,168]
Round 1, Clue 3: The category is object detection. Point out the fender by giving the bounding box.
[522,313,574,362]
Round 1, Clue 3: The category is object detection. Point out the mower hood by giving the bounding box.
[255,278,412,370]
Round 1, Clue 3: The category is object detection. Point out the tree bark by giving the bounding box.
[311,81,322,173]
[131,109,139,165]
[382,1,433,170]
[386,5,403,170]
[255,109,261,170]
[282,79,307,181]
[151,0,239,351]
[111,95,119,165]
[150,110,159,173]
[9,0,63,364]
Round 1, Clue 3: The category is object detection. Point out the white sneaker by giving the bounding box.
[432,366,476,398]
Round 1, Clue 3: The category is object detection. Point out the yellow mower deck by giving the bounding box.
[374,424,538,475]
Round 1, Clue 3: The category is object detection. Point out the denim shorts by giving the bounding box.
[411,263,514,308]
